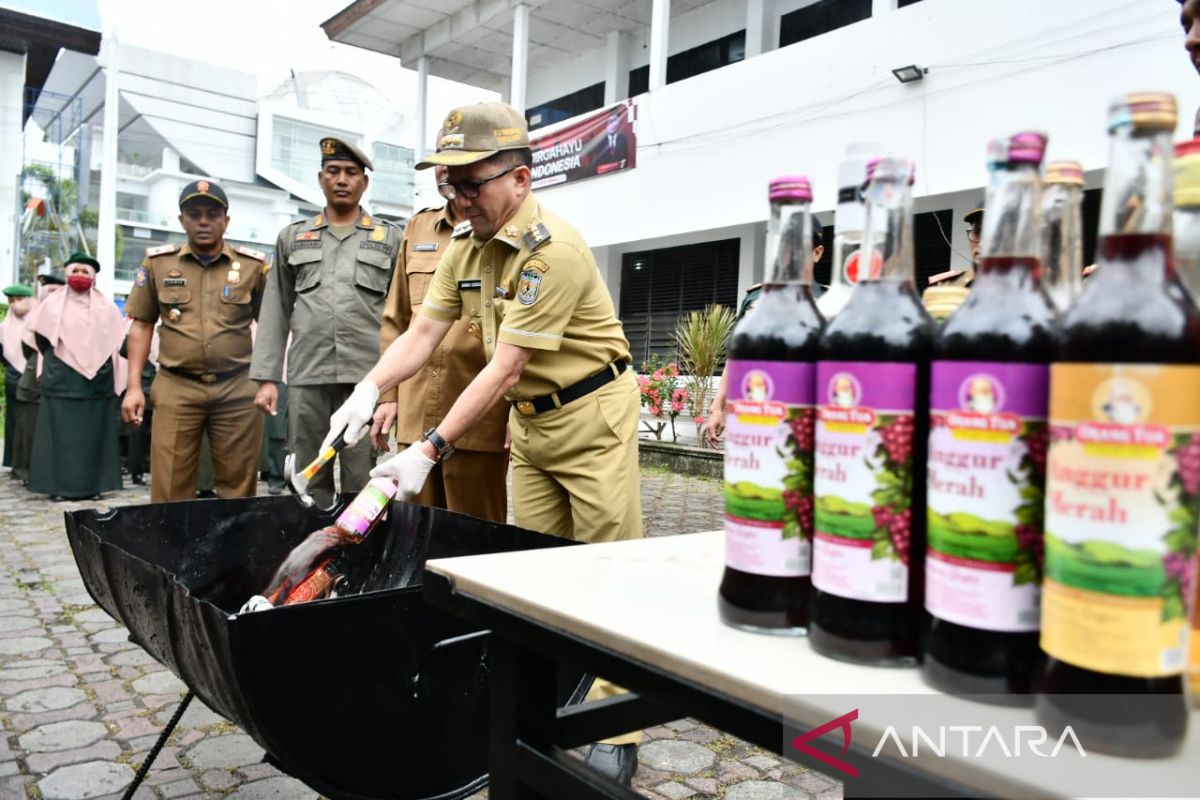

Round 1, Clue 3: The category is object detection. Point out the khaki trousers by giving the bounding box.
[398,445,509,524]
[150,371,262,502]
[288,384,374,508]
[509,369,643,745]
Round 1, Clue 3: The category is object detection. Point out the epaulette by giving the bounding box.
[451,220,472,239]
[926,269,965,286]
[234,245,267,262]
[145,243,180,258]
[522,221,551,251]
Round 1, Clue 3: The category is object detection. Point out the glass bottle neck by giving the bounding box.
[861,175,915,283]
[980,162,1041,268]
[1042,183,1083,301]
[1100,127,1173,237]
[766,200,813,284]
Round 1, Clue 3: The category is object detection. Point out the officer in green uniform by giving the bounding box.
[323,102,643,785]
[251,137,401,508]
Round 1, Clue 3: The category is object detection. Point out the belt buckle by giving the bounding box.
[516,400,536,416]
[200,373,217,384]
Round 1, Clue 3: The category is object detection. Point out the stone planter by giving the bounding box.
[638,439,722,479]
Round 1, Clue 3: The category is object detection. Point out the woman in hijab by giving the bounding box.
[1,284,35,471]
[26,253,126,500]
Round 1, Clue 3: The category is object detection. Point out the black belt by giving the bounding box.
[514,361,628,416]
[160,364,248,385]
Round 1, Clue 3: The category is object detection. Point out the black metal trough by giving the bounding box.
[64,496,587,800]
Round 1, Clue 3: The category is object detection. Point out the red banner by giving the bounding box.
[529,101,636,190]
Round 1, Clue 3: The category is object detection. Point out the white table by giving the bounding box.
[424,531,1198,799]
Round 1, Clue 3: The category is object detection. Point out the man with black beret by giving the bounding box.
[251,137,401,508]
[122,179,268,501]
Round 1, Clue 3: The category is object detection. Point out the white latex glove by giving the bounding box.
[322,380,379,450]
[369,442,437,499]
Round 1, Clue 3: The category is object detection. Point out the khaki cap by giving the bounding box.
[320,137,374,170]
[417,102,529,169]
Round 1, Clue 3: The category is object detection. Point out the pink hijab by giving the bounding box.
[26,285,128,394]
[0,298,35,373]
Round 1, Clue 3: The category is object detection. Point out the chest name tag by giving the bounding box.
[163,278,187,287]
[458,280,482,292]
[413,243,439,252]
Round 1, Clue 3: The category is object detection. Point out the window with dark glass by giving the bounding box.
[526,82,606,131]
[628,30,746,97]
[913,209,953,290]
[779,0,872,48]
[619,239,739,364]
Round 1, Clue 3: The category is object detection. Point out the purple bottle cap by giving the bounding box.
[1007,131,1047,164]
[769,175,812,202]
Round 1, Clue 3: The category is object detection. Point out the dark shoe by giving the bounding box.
[196,490,217,499]
[584,743,637,786]
[267,483,284,495]
[131,474,146,485]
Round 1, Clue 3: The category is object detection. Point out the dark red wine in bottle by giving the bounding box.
[719,176,825,635]
[809,157,935,665]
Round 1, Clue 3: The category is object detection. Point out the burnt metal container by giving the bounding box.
[64,496,586,800]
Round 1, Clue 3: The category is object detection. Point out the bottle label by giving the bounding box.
[813,361,916,602]
[925,361,1048,632]
[335,477,398,538]
[1041,364,1200,678]
[723,359,815,577]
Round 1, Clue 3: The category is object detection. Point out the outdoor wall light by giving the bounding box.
[892,65,927,84]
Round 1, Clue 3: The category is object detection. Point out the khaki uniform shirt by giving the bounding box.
[420,193,631,401]
[250,209,401,386]
[125,241,267,373]
[380,206,507,452]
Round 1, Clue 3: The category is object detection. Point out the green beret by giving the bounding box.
[3,285,33,298]
[66,252,101,272]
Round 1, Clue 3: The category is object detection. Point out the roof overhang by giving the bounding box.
[0,1,102,120]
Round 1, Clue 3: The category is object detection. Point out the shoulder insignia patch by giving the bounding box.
[371,225,387,242]
[146,243,179,258]
[360,215,373,228]
[517,269,543,305]
[522,222,551,251]
[524,257,550,274]
[134,267,148,288]
[926,269,964,286]
[235,245,267,262]
[311,213,326,228]
[452,221,472,239]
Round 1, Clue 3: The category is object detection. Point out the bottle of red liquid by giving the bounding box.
[809,156,934,666]
[262,477,399,607]
[718,176,824,634]
[1035,92,1200,757]
[922,131,1057,701]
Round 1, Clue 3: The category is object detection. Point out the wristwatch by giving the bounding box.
[422,427,456,462]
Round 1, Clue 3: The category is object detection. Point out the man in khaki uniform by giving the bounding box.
[251,137,401,508]
[371,164,509,522]
[922,206,981,319]
[123,180,267,502]
[323,102,642,784]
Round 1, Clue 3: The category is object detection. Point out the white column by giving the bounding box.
[603,30,630,105]
[416,56,430,157]
[96,33,120,297]
[0,51,23,286]
[745,0,769,58]
[510,3,530,113]
[649,0,670,92]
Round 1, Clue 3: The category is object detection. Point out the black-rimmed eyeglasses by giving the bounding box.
[438,164,520,200]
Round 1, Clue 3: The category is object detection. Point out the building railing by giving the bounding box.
[116,162,156,179]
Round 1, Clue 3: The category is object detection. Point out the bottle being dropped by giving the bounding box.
[718,176,825,635]
[922,132,1057,702]
[809,156,935,666]
[818,143,883,320]
[1041,160,1085,312]
[1173,138,1200,296]
[250,476,400,609]
[1036,92,1200,758]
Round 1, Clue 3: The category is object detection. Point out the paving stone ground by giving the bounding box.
[0,460,841,799]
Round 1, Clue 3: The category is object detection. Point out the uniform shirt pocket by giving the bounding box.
[288,248,324,293]
[405,252,440,307]
[219,284,252,305]
[355,247,393,295]
[159,285,192,306]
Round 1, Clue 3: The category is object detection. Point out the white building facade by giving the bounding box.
[326,0,1199,364]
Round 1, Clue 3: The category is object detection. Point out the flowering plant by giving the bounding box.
[637,355,689,442]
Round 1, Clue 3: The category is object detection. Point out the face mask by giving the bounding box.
[67,275,94,293]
